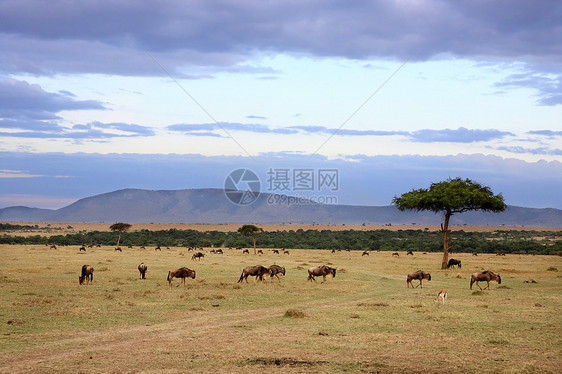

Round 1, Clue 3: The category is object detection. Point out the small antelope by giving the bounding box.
[434,290,447,305]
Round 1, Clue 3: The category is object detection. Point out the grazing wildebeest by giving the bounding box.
[238,265,271,283]
[87,244,93,248]
[191,252,204,261]
[392,252,399,257]
[167,267,196,287]
[362,251,369,256]
[215,249,223,254]
[406,270,431,288]
[307,265,337,283]
[49,244,57,250]
[283,250,290,255]
[115,246,122,252]
[268,265,286,282]
[140,246,146,249]
[155,245,161,251]
[496,252,506,256]
[472,252,478,256]
[236,247,242,251]
[524,279,537,283]
[407,250,414,256]
[79,245,86,252]
[242,249,249,254]
[210,249,216,254]
[79,265,94,285]
[257,250,263,255]
[470,271,501,290]
[128,245,133,249]
[331,249,336,253]
[138,263,147,279]
[447,259,462,269]
[273,249,279,254]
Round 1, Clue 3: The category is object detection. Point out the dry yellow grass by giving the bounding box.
[1,239,561,373]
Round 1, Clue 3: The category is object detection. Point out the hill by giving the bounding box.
[0,188,560,227]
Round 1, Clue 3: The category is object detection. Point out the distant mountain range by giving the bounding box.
[1,188,560,227]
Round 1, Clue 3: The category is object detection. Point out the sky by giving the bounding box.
[0,0,561,211]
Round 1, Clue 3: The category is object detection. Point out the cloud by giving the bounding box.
[0,169,45,178]
[527,130,562,137]
[167,122,299,136]
[1,1,560,74]
[167,123,516,144]
[0,78,106,120]
[409,127,514,143]
[289,125,408,137]
[0,121,155,139]
[246,115,267,120]
[496,146,562,156]
[495,70,562,106]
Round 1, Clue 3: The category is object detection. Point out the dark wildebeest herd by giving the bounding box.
[75,247,507,305]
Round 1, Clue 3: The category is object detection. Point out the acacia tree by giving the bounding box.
[392,178,506,269]
[109,222,132,247]
[238,224,263,254]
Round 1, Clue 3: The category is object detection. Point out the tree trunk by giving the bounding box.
[252,235,256,255]
[441,211,451,269]
[117,232,121,247]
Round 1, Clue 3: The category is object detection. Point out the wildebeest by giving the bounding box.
[447,259,462,269]
[128,245,133,249]
[257,250,264,255]
[524,279,537,283]
[115,246,122,252]
[215,249,223,254]
[191,252,204,261]
[406,270,431,288]
[167,267,196,287]
[470,271,501,290]
[238,265,271,283]
[392,252,399,257]
[138,263,147,279]
[242,249,249,254]
[49,244,57,250]
[273,249,279,254]
[283,250,290,255]
[140,246,146,249]
[362,251,369,256]
[331,249,336,253]
[407,250,413,256]
[268,265,286,282]
[472,252,478,256]
[79,245,86,252]
[155,245,161,251]
[79,265,94,285]
[307,265,337,283]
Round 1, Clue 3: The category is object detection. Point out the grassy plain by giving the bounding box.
[1,231,561,373]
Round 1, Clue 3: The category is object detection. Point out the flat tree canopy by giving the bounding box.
[238,224,263,254]
[392,177,506,268]
[109,223,132,247]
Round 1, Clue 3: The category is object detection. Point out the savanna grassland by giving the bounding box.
[1,225,561,373]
